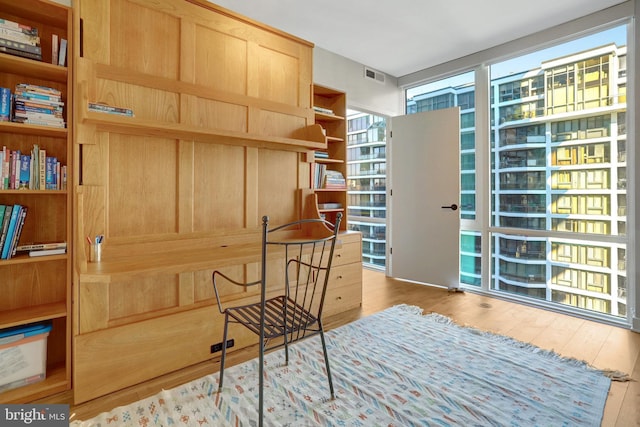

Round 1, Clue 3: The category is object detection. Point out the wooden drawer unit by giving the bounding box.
[324,231,362,316]
[324,262,363,316]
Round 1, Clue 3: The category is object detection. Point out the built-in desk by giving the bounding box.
[73,231,361,403]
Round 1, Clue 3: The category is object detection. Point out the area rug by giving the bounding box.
[71,305,612,426]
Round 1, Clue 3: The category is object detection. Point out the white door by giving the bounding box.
[389,108,460,289]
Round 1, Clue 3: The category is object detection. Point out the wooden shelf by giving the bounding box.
[0,53,68,83]
[312,84,347,231]
[0,189,68,195]
[315,157,344,164]
[0,0,73,403]
[0,364,68,404]
[0,121,68,137]
[315,187,347,192]
[0,252,68,266]
[80,112,326,153]
[314,111,345,121]
[0,302,67,329]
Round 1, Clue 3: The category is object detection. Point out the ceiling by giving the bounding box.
[208,0,626,78]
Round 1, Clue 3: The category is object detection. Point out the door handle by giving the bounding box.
[441,204,458,211]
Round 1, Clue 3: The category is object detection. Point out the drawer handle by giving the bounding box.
[337,275,343,279]
[336,296,342,300]
[336,254,342,258]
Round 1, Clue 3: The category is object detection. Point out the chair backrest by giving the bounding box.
[260,213,342,341]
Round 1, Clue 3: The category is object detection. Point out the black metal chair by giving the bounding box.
[212,213,342,426]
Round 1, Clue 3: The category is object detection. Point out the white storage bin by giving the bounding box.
[0,322,52,392]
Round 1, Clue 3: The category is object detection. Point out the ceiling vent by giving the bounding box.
[364,66,385,84]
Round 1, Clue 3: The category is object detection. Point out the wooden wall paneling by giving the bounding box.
[179,272,195,307]
[110,1,180,78]
[192,142,246,231]
[193,24,248,95]
[257,149,300,225]
[178,140,195,233]
[74,306,243,403]
[245,147,259,228]
[108,275,180,321]
[78,281,109,334]
[78,186,106,258]
[76,0,110,63]
[107,134,178,237]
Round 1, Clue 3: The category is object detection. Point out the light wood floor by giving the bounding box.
[46,268,640,426]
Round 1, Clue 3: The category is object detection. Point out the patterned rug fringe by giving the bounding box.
[600,369,633,382]
[398,308,633,383]
[392,303,424,315]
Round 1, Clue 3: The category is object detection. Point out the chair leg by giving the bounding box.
[217,312,230,392]
[258,339,264,427]
[318,327,335,400]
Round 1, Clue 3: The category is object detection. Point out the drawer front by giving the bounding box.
[333,241,362,266]
[328,262,362,288]
[324,278,363,317]
[322,263,362,316]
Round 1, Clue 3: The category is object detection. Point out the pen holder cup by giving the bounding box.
[89,243,102,262]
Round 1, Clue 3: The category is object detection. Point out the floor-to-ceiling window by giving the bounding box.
[404,24,630,324]
[346,110,388,269]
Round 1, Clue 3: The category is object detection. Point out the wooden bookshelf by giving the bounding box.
[0,0,73,403]
[312,84,347,230]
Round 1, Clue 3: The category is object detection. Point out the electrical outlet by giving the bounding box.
[210,339,235,353]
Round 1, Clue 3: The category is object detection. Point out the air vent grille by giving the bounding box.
[364,66,385,84]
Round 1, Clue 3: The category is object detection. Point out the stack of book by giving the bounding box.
[313,105,334,115]
[12,84,65,128]
[313,163,346,189]
[321,170,346,189]
[0,145,67,190]
[16,241,67,257]
[0,204,28,259]
[0,18,41,61]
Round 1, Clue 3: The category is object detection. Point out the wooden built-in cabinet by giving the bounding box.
[72,0,361,404]
[0,0,73,403]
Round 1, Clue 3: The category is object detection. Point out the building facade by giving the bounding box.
[346,112,387,269]
[405,43,627,318]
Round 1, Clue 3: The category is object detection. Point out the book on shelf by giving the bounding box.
[0,20,41,62]
[0,203,27,259]
[0,145,65,190]
[0,37,41,55]
[317,202,343,210]
[28,248,66,257]
[313,106,334,115]
[11,84,65,128]
[0,45,41,61]
[0,28,39,45]
[0,87,10,121]
[16,241,67,252]
[51,34,58,65]
[321,170,346,189]
[312,163,347,189]
[9,206,28,258]
[0,18,38,35]
[57,38,67,66]
[88,102,134,117]
[314,151,329,159]
[0,204,11,252]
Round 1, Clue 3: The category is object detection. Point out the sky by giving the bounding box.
[406,24,627,99]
